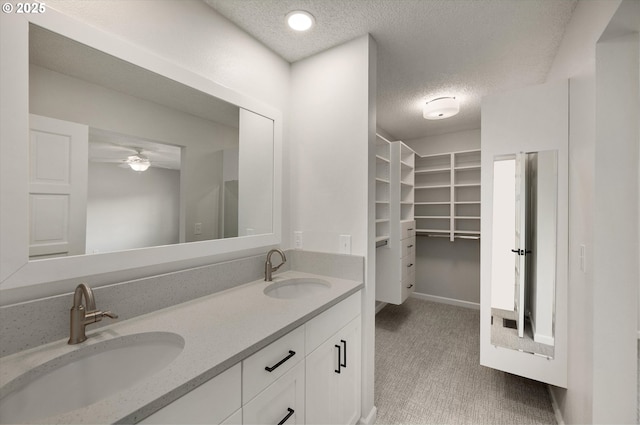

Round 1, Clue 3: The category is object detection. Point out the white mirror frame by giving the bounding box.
[480,79,568,388]
[0,9,282,302]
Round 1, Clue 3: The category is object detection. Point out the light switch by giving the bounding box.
[294,231,303,250]
[339,234,351,254]
[194,222,202,235]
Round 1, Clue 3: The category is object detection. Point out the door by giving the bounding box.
[29,114,88,258]
[514,153,527,338]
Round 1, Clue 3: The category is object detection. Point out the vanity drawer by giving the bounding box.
[242,325,305,403]
[138,363,241,424]
[401,236,416,258]
[401,220,416,239]
[243,361,305,425]
[401,255,415,281]
[305,291,361,354]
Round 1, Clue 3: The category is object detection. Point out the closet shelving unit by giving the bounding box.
[414,149,481,241]
[375,135,391,246]
[376,140,416,305]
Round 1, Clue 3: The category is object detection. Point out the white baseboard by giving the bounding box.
[410,292,480,310]
[547,385,565,425]
[359,406,377,425]
[375,302,387,314]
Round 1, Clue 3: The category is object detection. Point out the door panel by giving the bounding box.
[29,115,88,258]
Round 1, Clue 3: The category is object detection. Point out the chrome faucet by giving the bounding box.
[264,249,287,281]
[68,283,118,344]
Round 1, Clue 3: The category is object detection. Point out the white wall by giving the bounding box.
[405,129,481,305]
[544,1,634,423]
[238,109,274,236]
[289,35,377,423]
[87,163,180,253]
[592,23,639,423]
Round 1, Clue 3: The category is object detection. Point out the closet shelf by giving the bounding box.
[454,183,480,188]
[415,184,450,189]
[376,177,390,184]
[415,201,450,205]
[416,215,449,219]
[415,167,451,174]
[376,219,390,224]
[376,155,390,163]
[454,216,480,220]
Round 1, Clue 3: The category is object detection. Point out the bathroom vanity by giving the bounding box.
[0,270,363,424]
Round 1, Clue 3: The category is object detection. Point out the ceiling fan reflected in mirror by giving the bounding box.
[125,149,151,172]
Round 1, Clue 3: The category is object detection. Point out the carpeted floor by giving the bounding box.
[375,298,557,424]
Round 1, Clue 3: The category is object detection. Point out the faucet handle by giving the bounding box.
[101,311,118,319]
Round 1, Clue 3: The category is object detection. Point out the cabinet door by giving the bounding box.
[243,361,305,425]
[335,317,361,425]
[306,316,361,425]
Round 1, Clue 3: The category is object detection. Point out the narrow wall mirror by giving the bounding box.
[490,150,557,358]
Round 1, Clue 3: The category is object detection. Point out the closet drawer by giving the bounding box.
[403,269,415,290]
[243,325,305,403]
[401,237,416,258]
[401,220,416,239]
[401,255,415,281]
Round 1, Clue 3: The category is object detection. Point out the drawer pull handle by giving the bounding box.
[265,350,296,372]
[407,283,414,289]
[340,339,347,368]
[335,344,342,374]
[407,244,414,248]
[408,228,414,231]
[407,263,414,268]
[277,408,295,425]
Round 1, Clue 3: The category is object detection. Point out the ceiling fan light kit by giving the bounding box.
[126,153,151,172]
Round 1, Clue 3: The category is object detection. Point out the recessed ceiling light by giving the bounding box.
[286,10,315,31]
[423,97,459,120]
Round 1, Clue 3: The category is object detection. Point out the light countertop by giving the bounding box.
[0,271,363,424]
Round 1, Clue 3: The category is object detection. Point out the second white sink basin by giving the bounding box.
[0,331,184,424]
[264,278,331,299]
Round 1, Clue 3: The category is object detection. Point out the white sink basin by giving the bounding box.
[264,278,331,299]
[0,331,184,424]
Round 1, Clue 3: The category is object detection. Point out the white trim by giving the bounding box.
[410,292,480,310]
[529,311,556,346]
[375,301,388,314]
[359,406,377,425]
[548,385,565,425]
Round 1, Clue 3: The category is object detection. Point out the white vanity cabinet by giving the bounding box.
[138,363,242,424]
[139,291,362,425]
[305,316,361,425]
[305,292,362,425]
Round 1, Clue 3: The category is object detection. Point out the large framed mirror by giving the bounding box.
[0,10,282,302]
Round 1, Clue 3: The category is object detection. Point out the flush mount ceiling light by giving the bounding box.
[126,153,151,172]
[286,10,315,31]
[423,97,460,120]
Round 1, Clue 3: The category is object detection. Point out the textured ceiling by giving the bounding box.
[204,0,577,141]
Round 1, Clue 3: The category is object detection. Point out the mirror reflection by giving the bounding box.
[490,150,558,357]
[28,24,273,259]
